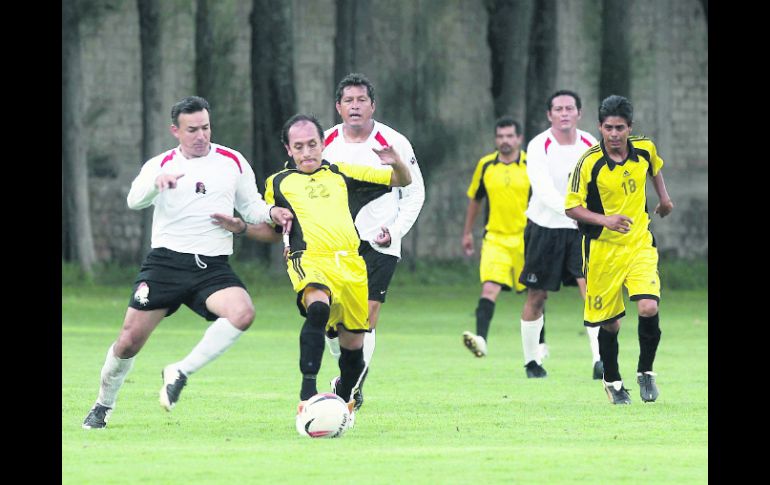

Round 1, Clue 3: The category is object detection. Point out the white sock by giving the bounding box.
[176,318,244,376]
[521,316,544,365]
[326,335,341,360]
[586,325,601,363]
[97,344,135,408]
[363,329,376,367]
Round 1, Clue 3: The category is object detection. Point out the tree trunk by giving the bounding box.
[525,0,558,142]
[196,0,214,98]
[137,0,163,262]
[599,0,631,99]
[62,0,96,275]
[249,0,297,264]
[333,0,358,114]
[486,0,534,122]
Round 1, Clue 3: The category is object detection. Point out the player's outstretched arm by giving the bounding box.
[373,145,412,187]
[210,213,282,243]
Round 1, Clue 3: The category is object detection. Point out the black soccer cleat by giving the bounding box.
[330,376,363,412]
[82,403,112,429]
[603,380,632,404]
[159,365,188,411]
[637,372,659,402]
[593,360,604,380]
[524,360,548,378]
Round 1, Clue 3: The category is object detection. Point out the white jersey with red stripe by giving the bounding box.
[525,128,598,229]
[127,143,273,256]
[323,121,425,258]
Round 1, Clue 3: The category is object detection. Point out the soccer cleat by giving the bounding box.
[330,376,363,412]
[637,371,659,402]
[593,360,604,380]
[538,343,550,361]
[524,360,548,378]
[82,403,112,429]
[462,331,487,357]
[159,365,188,411]
[603,380,632,404]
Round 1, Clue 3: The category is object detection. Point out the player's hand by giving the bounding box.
[374,226,392,247]
[210,213,247,233]
[372,145,402,166]
[270,206,294,227]
[604,214,633,233]
[282,220,292,261]
[155,173,185,191]
[654,198,674,218]
[462,233,474,256]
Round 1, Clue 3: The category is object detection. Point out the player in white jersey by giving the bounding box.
[322,73,425,410]
[83,96,293,429]
[517,90,603,379]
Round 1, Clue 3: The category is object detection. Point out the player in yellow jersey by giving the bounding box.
[461,116,530,358]
[212,114,411,422]
[565,95,674,404]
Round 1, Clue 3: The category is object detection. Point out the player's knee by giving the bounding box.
[637,299,658,317]
[114,334,141,358]
[528,289,547,310]
[481,282,502,300]
[228,305,255,330]
[307,301,330,328]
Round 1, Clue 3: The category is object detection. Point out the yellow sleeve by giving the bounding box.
[649,141,665,176]
[264,174,276,205]
[565,155,591,210]
[466,159,486,200]
[334,162,392,186]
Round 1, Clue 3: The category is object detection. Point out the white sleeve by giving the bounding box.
[526,141,567,216]
[389,141,425,239]
[127,159,162,210]
[234,158,273,224]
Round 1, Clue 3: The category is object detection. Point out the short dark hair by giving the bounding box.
[598,95,633,125]
[335,72,376,104]
[495,115,522,136]
[281,113,325,146]
[547,90,582,111]
[171,96,210,126]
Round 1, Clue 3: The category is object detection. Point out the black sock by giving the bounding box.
[337,346,365,402]
[598,327,621,382]
[637,313,661,373]
[475,298,495,340]
[539,307,546,344]
[299,301,330,400]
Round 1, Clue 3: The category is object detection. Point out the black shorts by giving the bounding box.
[127,247,247,321]
[519,222,584,291]
[359,241,399,303]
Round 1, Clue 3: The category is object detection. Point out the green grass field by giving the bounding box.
[62,274,707,484]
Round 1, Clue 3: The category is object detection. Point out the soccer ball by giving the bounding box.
[295,392,351,438]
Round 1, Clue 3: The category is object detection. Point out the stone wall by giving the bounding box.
[74,0,708,264]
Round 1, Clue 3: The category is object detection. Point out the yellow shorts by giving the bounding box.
[582,232,660,326]
[479,231,526,292]
[287,250,369,334]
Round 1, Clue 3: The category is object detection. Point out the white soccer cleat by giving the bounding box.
[462,331,487,357]
[159,365,188,411]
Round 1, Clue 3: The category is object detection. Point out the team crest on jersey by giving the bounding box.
[134,282,150,306]
[195,182,207,194]
[526,273,538,283]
